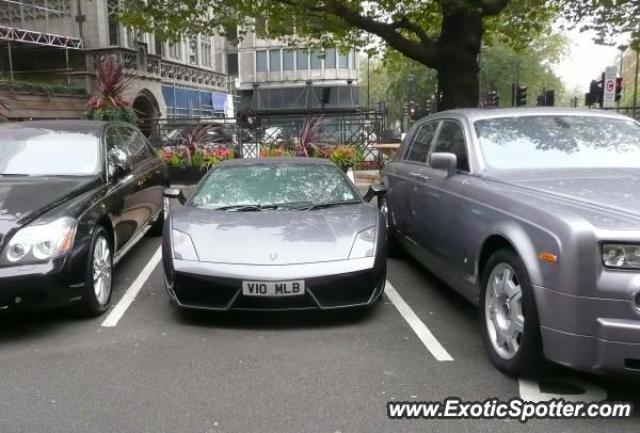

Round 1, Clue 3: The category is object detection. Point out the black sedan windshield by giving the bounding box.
[0,127,100,175]
[191,163,359,208]
[475,115,640,170]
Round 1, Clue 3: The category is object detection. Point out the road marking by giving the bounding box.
[101,246,162,328]
[385,280,454,362]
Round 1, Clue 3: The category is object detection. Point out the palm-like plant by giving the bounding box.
[297,115,326,157]
[85,56,136,123]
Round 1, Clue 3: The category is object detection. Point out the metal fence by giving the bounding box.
[148,110,385,163]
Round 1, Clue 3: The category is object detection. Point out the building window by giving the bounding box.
[269,49,281,72]
[201,38,212,67]
[168,41,182,61]
[154,35,164,56]
[283,49,294,71]
[338,49,348,68]
[325,48,336,68]
[296,49,308,70]
[107,0,119,45]
[310,50,323,70]
[189,36,198,65]
[256,50,268,72]
[126,27,137,48]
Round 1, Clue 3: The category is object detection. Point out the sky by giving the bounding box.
[553,28,623,93]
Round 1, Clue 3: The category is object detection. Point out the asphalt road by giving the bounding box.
[0,237,638,433]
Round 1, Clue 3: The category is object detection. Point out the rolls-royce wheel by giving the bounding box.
[479,248,544,377]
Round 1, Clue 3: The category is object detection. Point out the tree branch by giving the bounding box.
[272,0,439,67]
[480,0,510,15]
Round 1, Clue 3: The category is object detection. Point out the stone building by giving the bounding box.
[0,0,233,128]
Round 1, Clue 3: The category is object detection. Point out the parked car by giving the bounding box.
[162,157,387,311]
[381,108,640,376]
[0,120,167,315]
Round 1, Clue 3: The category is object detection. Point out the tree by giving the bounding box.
[120,0,554,110]
[363,32,567,128]
[558,0,640,46]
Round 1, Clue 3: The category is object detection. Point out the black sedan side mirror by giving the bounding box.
[164,188,187,205]
[430,152,457,177]
[363,184,388,202]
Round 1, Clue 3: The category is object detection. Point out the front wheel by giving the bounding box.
[74,227,113,317]
[379,196,401,257]
[479,249,544,377]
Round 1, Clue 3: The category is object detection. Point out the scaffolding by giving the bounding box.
[0,0,82,49]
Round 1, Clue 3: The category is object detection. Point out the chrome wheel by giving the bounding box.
[484,263,524,360]
[92,236,112,306]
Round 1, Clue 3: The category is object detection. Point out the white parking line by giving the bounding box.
[385,280,454,362]
[101,246,162,328]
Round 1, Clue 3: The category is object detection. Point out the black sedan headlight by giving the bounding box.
[3,216,77,264]
[602,243,640,269]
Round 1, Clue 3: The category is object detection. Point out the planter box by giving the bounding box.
[167,166,208,185]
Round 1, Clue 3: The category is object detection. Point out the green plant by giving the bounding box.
[86,56,136,124]
[329,145,356,169]
[84,107,137,123]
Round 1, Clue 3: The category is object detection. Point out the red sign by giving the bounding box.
[606,80,615,92]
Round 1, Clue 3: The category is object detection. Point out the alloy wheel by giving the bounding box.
[484,263,524,360]
[92,236,112,306]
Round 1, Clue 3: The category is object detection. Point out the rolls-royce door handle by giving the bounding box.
[408,172,430,181]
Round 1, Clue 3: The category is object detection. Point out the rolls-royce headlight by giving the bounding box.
[4,217,77,263]
[602,243,640,269]
[172,229,198,261]
[350,226,376,259]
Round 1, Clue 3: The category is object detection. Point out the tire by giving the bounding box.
[73,226,114,317]
[147,209,165,237]
[378,196,401,257]
[479,248,544,377]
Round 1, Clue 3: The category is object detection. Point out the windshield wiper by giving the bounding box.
[213,203,279,211]
[297,200,362,210]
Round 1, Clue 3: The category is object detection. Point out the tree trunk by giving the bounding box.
[436,10,483,110]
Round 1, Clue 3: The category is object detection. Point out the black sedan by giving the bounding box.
[0,120,167,315]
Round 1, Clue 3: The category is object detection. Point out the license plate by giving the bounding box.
[242,280,305,297]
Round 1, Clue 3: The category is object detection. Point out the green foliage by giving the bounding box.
[363,32,568,126]
[0,80,86,96]
[329,145,357,169]
[84,107,137,124]
[557,0,640,47]
[479,36,567,107]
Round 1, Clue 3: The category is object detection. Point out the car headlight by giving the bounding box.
[4,216,77,264]
[172,229,198,261]
[602,243,640,269]
[350,226,376,259]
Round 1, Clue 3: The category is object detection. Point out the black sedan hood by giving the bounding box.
[0,176,100,247]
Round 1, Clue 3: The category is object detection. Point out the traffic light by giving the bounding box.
[616,77,623,102]
[408,101,417,119]
[544,90,555,106]
[586,79,602,107]
[487,90,499,107]
[516,85,527,106]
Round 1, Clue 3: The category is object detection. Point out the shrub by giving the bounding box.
[85,56,136,124]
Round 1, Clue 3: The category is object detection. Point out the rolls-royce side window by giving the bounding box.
[405,122,438,163]
[431,120,469,172]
